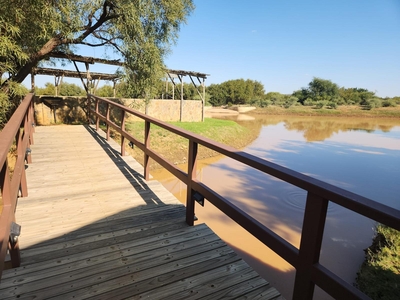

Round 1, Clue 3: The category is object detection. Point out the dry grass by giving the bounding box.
[119,118,260,169]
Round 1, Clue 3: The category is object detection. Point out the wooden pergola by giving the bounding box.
[31,52,209,121]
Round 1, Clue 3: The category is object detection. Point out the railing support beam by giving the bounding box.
[293,192,328,300]
[121,110,126,156]
[186,140,198,226]
[95,99,99,131]
[144,121,150,180]
[106,103,110,141]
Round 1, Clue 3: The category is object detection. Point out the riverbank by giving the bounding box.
[124,118,260,169]
[356,225,400,299]
[251,105,400,118]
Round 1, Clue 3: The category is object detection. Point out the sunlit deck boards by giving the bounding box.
[0,125,281,299]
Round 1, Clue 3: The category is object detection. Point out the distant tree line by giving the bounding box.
[207,77,400,110]
[35,77,400,111]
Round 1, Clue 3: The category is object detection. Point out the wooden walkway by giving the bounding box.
[0,125,281,299]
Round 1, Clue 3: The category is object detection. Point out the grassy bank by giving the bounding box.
[251,105,400,118]
[123,118,260,169]
[356,225,400,299]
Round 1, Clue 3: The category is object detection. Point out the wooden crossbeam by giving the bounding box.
[32,67,120,81]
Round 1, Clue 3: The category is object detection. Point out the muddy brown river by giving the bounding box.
[151,115,400,299]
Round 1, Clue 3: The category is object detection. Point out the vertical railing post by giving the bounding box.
[87,95,91,124]
[23,111,32,164]
[29,97,35,144]
[8,213,20,268]
[121,110,126,156]
[293,192,329,300]
[106,103,110,141]
[185,140,198,226]
[95,99,100,131]
[0,161,20,271]
[144,121,150,180]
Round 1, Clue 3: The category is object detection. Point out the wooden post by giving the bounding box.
[292,192,328,300]
[202,78,205,122]
[121,110,126,156]
[95,99,99,131]
[106,103,110,141]
[144,121,150,180]
[30,73,35,93]
[8,214,21,268]
[186,140,198,225]
[85,62,90,93]
[179,75,184,121]
[87,95,91,124]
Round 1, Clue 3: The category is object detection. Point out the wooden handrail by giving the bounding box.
[87,93,399,299]
[0,93,35,279]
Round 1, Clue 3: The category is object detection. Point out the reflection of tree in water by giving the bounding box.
[276,117,398,142]
[217,114,400,142]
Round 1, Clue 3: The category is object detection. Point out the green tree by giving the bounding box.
[208,83,228,106]
[292,88,311,104]
[0,0,194,123]
[96,85,114,98]
[60,83,85,96]
[308,77,340,101]
[339,87,375,105]
[35,83,57,96]
[265,92,286,106]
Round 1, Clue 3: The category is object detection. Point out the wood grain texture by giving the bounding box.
[0,125,281,299]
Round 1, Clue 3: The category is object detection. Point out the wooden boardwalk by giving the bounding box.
[0,125,281,299]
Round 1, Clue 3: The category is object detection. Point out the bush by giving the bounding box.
[315,101,325,109]
[303,98,314,106]
[258,99,271,108]
[382,100,397,107]
[356,225,400,300]
[327,101,337,109]
[282,96,298,108]
[363,98,382,110]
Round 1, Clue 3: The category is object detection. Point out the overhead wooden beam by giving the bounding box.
[49,51,124,66]
[32,67,120,81]
[167,69,209,79]
[48,52,209,79]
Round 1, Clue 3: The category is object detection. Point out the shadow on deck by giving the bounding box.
[0,125,281,299]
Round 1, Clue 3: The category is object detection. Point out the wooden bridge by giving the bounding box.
[1,94,400,299]
[0,124,280,299]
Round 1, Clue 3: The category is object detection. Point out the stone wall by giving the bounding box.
[34,96,87,125]
[123,99,203,122]
[34,96,203,125]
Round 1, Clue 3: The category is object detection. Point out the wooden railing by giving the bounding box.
[1,93,398,299]
[88,94,400,300]
[0,93,35,278]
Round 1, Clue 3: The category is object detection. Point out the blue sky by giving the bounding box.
[31,0,400,97]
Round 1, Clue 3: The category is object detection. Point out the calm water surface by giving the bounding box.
[151,115,400,299]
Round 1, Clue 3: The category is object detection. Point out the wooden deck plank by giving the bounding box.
[0,125,281,300]
[0,236,229,298]
[130,260,258,300]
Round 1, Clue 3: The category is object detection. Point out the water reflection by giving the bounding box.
[151,115,400,300]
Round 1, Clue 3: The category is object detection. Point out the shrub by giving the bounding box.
[363,98,382,110]
[303,98,314,106]
[315,101,325,109]
[258,99,271,108]
[356,225,400,300]
[327,101,337,109]
[282,96,298,108]
[382,100,397,107]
